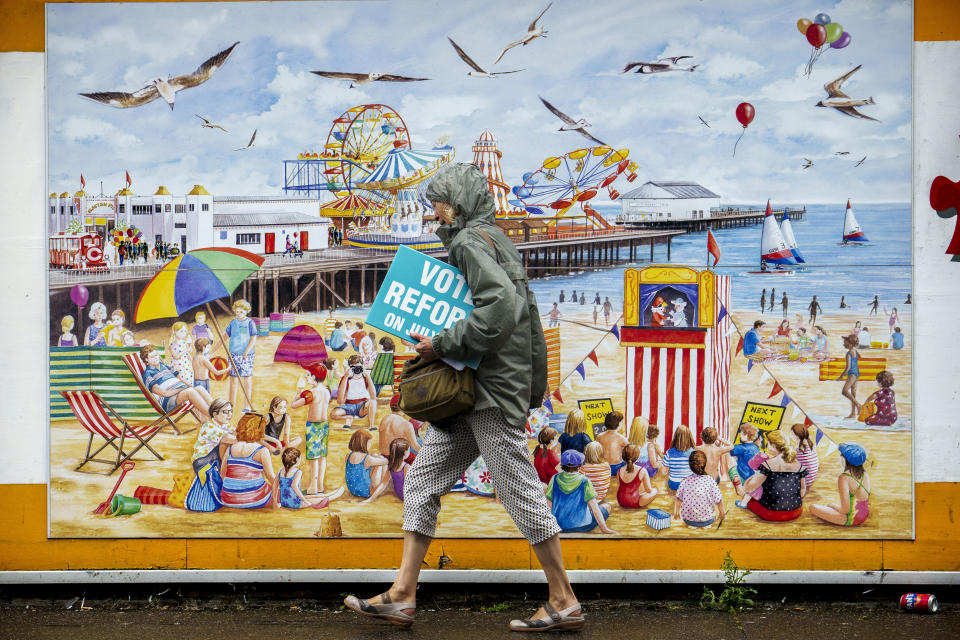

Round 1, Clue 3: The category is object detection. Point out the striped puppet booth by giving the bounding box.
[621,266,732,449]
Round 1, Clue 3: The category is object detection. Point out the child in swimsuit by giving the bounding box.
[809,443,871,526]
[532,426,561,485]
[616,444,658,510]
[192,338,229,393]
[344,429,390,503]
[838,335,862,419]
[58,315,78,347]
[628,418,663,478]
[273,447,344,509]
[697,426,734,484]
[291,364,331,494]
[386,438,411,501]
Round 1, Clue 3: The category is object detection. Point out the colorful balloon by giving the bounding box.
[814,12,831,25]
[126,228,134,237]
[70,284,89,308]
[824,22,843,44]
[735,102,755,128]
[806,23,827,48]
[830,31,852,49]
[796,18,812,34]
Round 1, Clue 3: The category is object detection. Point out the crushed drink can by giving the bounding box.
[900,593,939,613]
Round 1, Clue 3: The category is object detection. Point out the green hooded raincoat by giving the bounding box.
[426,164,548,428]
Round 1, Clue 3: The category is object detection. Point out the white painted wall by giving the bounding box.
[1,44,959,485]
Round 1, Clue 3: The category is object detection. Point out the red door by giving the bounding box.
[264,232,275,254]
[300,230,309,251]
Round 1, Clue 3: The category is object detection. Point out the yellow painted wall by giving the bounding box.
[1,0,958,572]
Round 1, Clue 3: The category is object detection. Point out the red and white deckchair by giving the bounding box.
[122,352,199,435]
[60,390,164,475]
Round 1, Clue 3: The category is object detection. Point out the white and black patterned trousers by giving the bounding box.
[402,407,561,545]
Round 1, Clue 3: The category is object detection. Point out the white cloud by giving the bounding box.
[56,116,142,148]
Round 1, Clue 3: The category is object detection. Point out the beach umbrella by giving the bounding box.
[134,247,265,407]
[273,324,327,365]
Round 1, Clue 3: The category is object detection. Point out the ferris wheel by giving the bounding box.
[322,104,412,192]
[510,146,636,226]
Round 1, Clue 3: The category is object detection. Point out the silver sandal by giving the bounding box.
[509,601,584,632]
[343,592,416,628]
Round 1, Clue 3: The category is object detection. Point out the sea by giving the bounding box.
[527,202,913,315]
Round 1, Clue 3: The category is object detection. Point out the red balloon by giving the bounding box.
[735,102,755,128]
[806,23,827,48]
[126,228,134,237]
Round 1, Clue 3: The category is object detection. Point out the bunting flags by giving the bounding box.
[747,359,754,372]
[760,369,771,385]
[610,324,620,340]
[543,398,553,413]
[804,415,814,428]
[726,323,739,337]
[717,305,728,325]
[707,229,722,266]
[736,335,744,355]
[768,381,782,398]
[792,405,804,420]
[779,393,791,408]
[825,440,839,458]
[587,350,598,366]
[815,428,824,444]
[575,363,586,381]
[552,389,563,403]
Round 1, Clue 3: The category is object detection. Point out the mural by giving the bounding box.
[46,0,912,539]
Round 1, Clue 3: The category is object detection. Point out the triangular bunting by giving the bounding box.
[815,428,824,444]
[717,305,728,324]
[779,393,791,408]
[760,369,771,385]
[768,381,782,399]
[587,350,599,366]
[825,440,839,458]
[543,398,553,413]
[792,405,804,420]
[804,415,815,428]
[610,324,620,340]
[552,389,563,403]
[747,359,754,372]
[726,324,739,337]
[576,363,586,381]
[736,335,744,356]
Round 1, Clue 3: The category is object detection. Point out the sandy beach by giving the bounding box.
[48,305,912,539]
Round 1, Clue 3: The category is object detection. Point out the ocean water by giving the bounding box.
[527,202,912,314]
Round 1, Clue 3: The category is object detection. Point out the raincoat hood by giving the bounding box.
[425,163,496,245]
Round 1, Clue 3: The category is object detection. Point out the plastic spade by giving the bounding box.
[94,461,135,514]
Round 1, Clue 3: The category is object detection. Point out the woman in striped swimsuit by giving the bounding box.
[220,414,275,509]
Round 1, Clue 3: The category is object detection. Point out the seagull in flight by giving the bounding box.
[234,129,257,151]
[80,42,239,110]
[698,115,711,128]
[310,71,429,88]
[448,38,523,78]
[493,2,552,64]
[538,96,607,146]
[802,158,814,169]
[196,114,227,132]
[816,65,879,121]
[623,56,698,74]
[854,155,867,167]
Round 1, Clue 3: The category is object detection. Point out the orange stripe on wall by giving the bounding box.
[1,483,958,571]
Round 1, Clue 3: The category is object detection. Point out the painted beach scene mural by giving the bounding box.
[47,0,911,538]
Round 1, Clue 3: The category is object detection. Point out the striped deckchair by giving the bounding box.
[122,353,199,435]
[60,390,163,475]
[369,352,396,397]
[392,353,417,394]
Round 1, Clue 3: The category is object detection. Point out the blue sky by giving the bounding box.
[47,0,911,204]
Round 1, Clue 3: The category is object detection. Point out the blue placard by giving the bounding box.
[365,245,481,369]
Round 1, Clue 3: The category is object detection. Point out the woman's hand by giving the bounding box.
[409,332,438,362]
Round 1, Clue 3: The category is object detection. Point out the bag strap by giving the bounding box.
[475,227,502,263]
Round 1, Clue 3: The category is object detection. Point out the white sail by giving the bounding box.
[842,199,868,242]
[761,200,796,265]
[779,212,805,263]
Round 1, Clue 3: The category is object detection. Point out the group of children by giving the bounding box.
[531,409,872,532]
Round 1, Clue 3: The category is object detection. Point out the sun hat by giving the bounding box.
[560,449,585,467]
[838,442,867,466]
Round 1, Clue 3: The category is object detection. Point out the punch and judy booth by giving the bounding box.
[621,266,732,448]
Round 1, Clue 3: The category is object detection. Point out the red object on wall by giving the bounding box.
[264,232,275,254]
[300,230,309,251]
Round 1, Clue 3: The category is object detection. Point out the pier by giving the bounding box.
[618,207,806,232]
[48,228,684,334]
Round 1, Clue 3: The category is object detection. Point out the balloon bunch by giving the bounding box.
[111,226,143,246]
[798,13,850,76]
[732,102,755,158]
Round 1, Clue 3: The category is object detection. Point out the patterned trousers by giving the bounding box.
[402,407,561,545]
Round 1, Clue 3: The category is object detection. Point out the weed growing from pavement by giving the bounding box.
[480,602,510,613]
[699,552,757,613]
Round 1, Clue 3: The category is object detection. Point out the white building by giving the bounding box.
[48,187,331,254]
[618,181,721,223]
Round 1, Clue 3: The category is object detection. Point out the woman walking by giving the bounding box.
[344,164,581,632]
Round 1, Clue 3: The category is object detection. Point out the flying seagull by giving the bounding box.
[80,42,239,110]
[854,155,867,167]
[816,65,879,122]
[310,71,429,88]
[493,2,552,64]
[196,114,227,132]
[538,96,607,146]
[698,115,711,128]
[234,129,257,151]
[802,158,814,169]
[623,56,698,74]
[835,151,850,156]
[448,38,523,78]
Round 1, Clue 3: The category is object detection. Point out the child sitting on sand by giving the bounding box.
[728,423,761,496]
[545,449,616,534]
[532,427,561,484]
[273,448,344,509]
[663,424,697,491]
[344,429,391,503]
[616,444,658,509]
[809,443,871,526]
[674,450,724,528]
[387,438,412,501]
[792,423,819,489]
[581,441,611,501]
[558,409,592,454]
[596,411,629,478]
[697,426,734,484]
[629,418,663,478]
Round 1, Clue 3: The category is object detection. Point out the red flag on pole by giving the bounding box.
[768,381,783,399]
[707,229,721,266]
[80,174,86,189]
[587,350,599,366]
[125,171,132,187]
